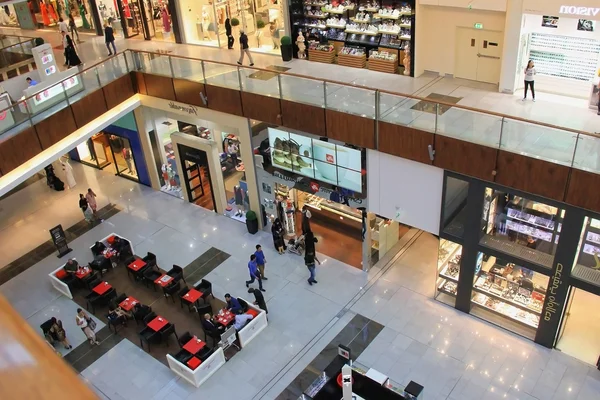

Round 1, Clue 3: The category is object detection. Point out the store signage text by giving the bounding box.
[273,170,364,205]
[559,6,600,16]
[168,101,198,116]
[544,263,563,322]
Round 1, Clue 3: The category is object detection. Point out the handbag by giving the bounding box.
[87,317,97,331]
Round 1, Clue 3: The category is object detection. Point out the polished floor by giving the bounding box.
[1,162,600,400]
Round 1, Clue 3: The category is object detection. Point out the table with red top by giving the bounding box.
[128,259,147,272]
[187,356,202,370]
[147,316,169,332]
[93,281,112,295]
[215,310,235,326]
[154,274,174,287]
[181,288,203,305]
[183,336,206,354]
[119,296,139,311]
[75,268,91,279]
[103,249,117,259]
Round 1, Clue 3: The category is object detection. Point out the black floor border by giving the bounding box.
[0,203,122,285]
[275,314,385,400]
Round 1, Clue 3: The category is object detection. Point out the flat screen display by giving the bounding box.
[268,128,362,192]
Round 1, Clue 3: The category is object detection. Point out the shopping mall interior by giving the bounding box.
[2,0,600,399]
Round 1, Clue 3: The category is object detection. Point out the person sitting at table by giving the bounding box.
[107,305,128,327]
[26,77,38,86]
[132,303,151,322]
[64,258,79,275]
[202,313,225,334]
[92,241,106,256]
[225,293,243,314]
[233,313,253,331]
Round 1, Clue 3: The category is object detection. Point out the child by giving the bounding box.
[254,244,267,280]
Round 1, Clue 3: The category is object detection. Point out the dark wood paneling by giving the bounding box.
[70,89,108,128]
[325,109,375,149]
[173,78,207,108]
[434,135,497,180]
[564,168,600,212]
[144,73,176,101]
[241,92,281,125]
[35,107,77,149]
[280,100,326,136]
[378,121,434,165]
[0,127,42,174]
[205,85,243,116]
[495,150,569,202]
[132,71,147,95]
[103,74,135,109]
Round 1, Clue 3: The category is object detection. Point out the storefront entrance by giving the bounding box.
[74,132,140,182]
[556,288,600,366]
[178,144,215,211]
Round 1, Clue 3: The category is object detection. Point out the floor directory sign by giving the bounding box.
[50,224,72,257]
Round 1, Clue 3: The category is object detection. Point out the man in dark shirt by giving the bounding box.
[252,288,268,314]
[236,30,254,66]
[104,23,116,56]
[201,313,225,334]
[65,258,79,274]
[225,293,243,314]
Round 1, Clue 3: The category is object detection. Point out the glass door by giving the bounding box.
[139,0,155,40]
[117,0,142,37]
[179,144,216,211]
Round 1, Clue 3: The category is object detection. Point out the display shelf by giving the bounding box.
[438,239,461,269]
[378,28,400,35]
[349,17,370,23]
[345,28,378,35]
[373,13,399,19]
[363,7,378,12]
[328,9,345,14]
[439,265,459,283]
[507,208,557,230]
[368,58,396,74]
[338,52,367,68]
[306,13,329,18]
[471,296,538,329]
[437,279,457,297]
[308,48,336,63]
[472,283,541,315]
[398,23,411,28]
[399,35,411,40]
[327,23,347,29]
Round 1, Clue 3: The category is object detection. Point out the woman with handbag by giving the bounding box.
[76,308,99,345]
[49,317,72,349]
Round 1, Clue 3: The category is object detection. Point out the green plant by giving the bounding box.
[280,35,292,46]
[34,37,44,46]
[246,210,257,220]
[231,18,240,27]
[256,20,266,29]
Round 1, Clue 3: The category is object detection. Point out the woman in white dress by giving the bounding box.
[61,159,76,188]
[76,308,99,345]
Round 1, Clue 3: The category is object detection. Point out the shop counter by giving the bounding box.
[166,347,226,388]
[237,297,268,348]
[48,263,74,299]
[20,68,84,115]
[304,200,362,236]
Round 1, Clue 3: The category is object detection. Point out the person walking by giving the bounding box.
[301,206,312,235]
[254,244,268,280]
[252,288,268,313]
[523,60,536,102]
[304,232,320,286]
[104,23,116,56]
[237,30,254,66]
[225,18,234,49]
[68,14,80,42]
[49,317,72,349]
[271,218,285,254]
[246,254,265,292]
[64,35,82,67]
[76,308,99,345]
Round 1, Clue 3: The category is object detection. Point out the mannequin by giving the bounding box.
[79,4,90,29]
[61,158,76,188]
[296,32,306,59]
[161,6,170,33]
[167,165,176,188]
[162,164,171,189]
[41,2,51,26]
[0,7,10,25]
[234,185,245,217]
[201,8,210,40]
[48,1,58,22]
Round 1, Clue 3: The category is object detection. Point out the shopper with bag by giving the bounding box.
[304,232,320,286]
[49,317,72,349]
[76,308,99,345]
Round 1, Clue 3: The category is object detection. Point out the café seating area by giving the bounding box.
[48,233,268,387]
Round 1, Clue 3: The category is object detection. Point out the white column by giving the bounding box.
[499,0,524,93]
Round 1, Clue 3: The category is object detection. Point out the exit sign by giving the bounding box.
[474,23,484,29]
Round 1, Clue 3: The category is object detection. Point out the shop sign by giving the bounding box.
[474,23,484,29]
[544,263,563,322]
[559,6,600,16]
[168,101,198,116]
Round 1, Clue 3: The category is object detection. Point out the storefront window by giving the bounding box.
[76,135,110,169]
[479,187,562,269]
[179,0,221,47]
[471,252,548,340]
[246,0,284,54]
[98,0,123,36]
[571,217,600,287]
[117,0,143,38]
[219,132,247,221]
[435,239,461,307]
[108,134,138,180]
[0,4,20,27]
[74,132,139,181]
[441,175,469,238]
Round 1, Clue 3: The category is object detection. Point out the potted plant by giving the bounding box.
[231,18,240,27]
[246,210,259,234]
[280,35,293,62]
[256,19,265,47]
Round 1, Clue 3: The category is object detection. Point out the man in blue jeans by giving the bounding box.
[246,254,265,292]
[305,248,321,286]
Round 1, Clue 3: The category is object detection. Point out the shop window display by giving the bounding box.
[220,132,249,222]
[180,0,222,47]
[290,0,414,75]
[117,0,143,38]
[435,239,461,307]
[471,253,548,340]
[74,132,139,181]
[441,175,468,238]
[0,5,20,27]
[571,217,600,287]
[479,188,562,270]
